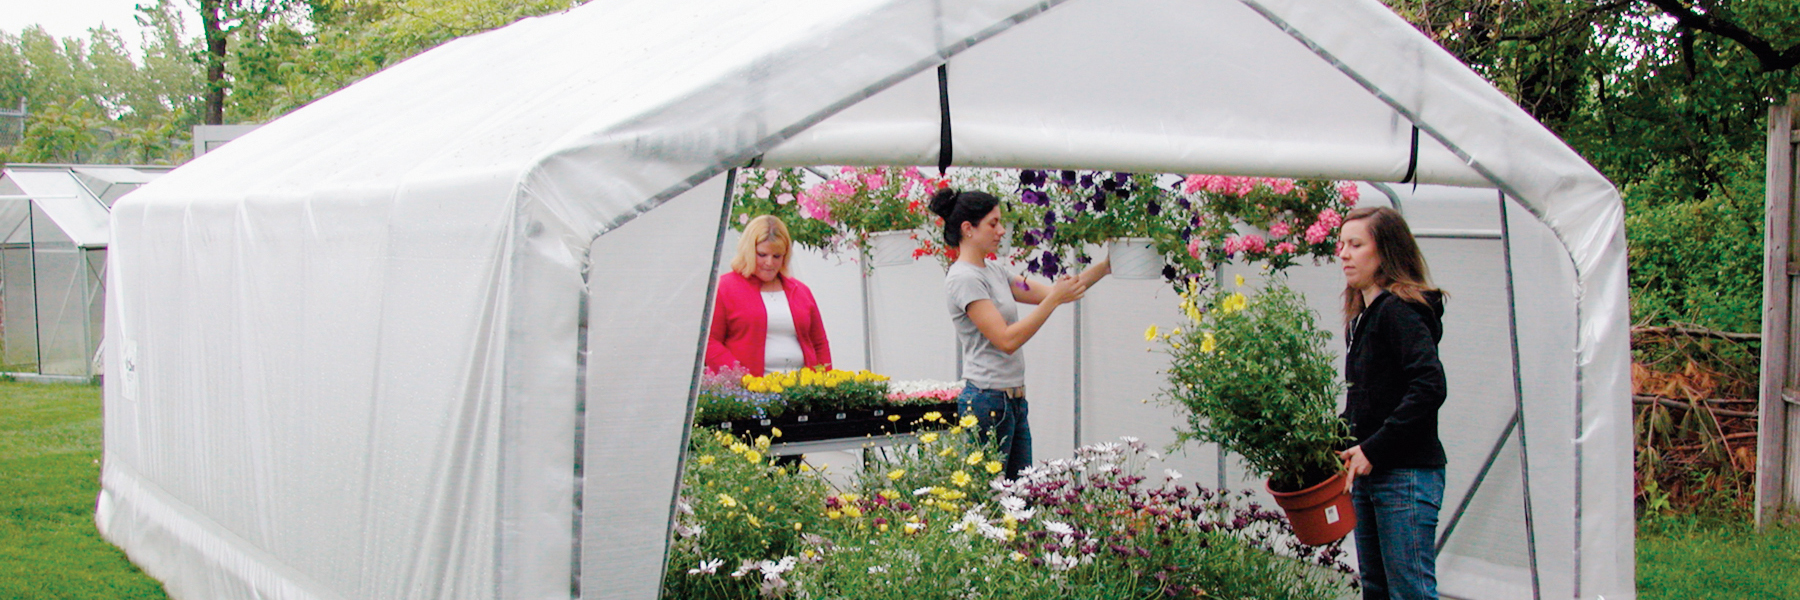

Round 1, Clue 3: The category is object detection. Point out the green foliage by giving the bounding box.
[0,380,170,599]
[664,429,834,600]
[729,168,838,250]
[1158,278,1348,491]
[1623,150,1765,332]
[668,428,1353,599]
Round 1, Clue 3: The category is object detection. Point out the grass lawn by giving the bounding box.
[1638,514,1800,599]
[1,379,168,599]
[5,377,1800,599]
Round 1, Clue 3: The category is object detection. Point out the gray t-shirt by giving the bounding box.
[946,261,1026,388]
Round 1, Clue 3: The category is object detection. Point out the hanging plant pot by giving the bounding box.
[865,230,919,267]
[1266,470,1357,546]
[1107,237,1162,280]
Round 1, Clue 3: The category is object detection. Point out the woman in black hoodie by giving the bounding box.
[1335,206,1447,600]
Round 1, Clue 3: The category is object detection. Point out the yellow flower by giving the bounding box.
[746,514,761,527]
[754,435,770,450]
[949,426,964,435]
[887,415,900,422]
[951,471,972,487]
[697,455,716,465]
[827,510,843,520]
[745,380,766,393]
[771,427,783,438]
[793,522,804,531]
[717,494,738,508]
[888,469,906,481]
[743,450,762,463]
[1169,327,1181,338]
[920,432,940,444]
[1011,551,1027,562]
[923,411,943,422]
[1201,332,1217,354]
[1235,274,1245,287]
[959,415,978,427]
[843,505,863,518]
[965,452,984,465]
[768,384,785,394]
[800,463,813,472]
[1144,324,1159,341]
[730,442,749,454]
[879,489,900,500]
[939,447,955,457]
[985,461,1003,474]
[1222,292,1248,313]
[842,493,861,503]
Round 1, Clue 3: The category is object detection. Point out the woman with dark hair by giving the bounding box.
[1335,206,1448,600]
[929,188,1109,479]
[706,215,831,375]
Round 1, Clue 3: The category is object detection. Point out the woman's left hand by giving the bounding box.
[1338,445,1372,492]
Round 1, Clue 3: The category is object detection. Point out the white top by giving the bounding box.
[761,290,805,371]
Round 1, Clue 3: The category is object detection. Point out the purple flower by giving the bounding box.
[1060,170,1077,185]
[1114,172,1132,184]
[1022,231,1040,246]
[1021,190,1045,205]
[1044,210,1058,226]
[1020,170,1040,188]
[1043,224,1057,239]
[1073,201,1088,212]
[1146,201,1160,216]
[1079,174,1094,188]
[1100,178,1118,192]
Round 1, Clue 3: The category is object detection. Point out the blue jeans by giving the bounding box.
[956,384,1031,479]
[1351,467,1444,600]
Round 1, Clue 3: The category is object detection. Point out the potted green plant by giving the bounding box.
[731,168,840,250]
[1156,276,1355,545]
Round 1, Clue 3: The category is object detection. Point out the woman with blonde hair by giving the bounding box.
[1335,206,1448,600]
[706,215,831,375]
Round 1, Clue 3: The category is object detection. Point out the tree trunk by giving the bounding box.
[201,0,227,125]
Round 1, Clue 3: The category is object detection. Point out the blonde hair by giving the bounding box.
[731,215,793,280]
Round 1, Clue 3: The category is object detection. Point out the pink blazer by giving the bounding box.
[706,272,832,375]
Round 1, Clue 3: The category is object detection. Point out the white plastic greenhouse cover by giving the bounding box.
[97,1,1631,599]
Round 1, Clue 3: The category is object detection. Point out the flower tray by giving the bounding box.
[708,402,958,444]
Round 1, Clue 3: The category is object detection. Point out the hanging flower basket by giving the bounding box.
[1266,470,1357,546]
[865,229,919,268]
[1108,237,1162,279]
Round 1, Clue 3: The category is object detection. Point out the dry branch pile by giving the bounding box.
[1632,325,1761,514]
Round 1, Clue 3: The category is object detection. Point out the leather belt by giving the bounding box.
[987,385,1026,399]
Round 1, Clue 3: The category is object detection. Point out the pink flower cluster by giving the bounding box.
[1181,174,1300,197]
[1223,233,1266,255]
[798,179,854,223]
[1335,181,1360,207]
[1304,208,1342,245]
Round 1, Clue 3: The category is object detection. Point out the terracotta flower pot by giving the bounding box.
[1266,470,1356,546]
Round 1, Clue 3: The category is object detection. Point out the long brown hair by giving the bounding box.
[1340,206,1444,328]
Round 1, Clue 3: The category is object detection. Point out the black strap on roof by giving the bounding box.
[937,63,953,176]
[1399,124,1420,185]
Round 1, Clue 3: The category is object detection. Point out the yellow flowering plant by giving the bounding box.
[740,366,890,414]
[1156,276,1350,492]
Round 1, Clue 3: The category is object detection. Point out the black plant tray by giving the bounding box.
[709,402,959,444]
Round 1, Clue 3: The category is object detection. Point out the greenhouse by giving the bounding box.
[0,164,170,378]
[96,0,1631,599]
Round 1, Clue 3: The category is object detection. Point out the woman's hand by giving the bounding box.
[1338,445,1372,492]
[1043,275,1088,306]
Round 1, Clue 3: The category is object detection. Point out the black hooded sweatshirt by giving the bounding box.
[1341,290,1447,470]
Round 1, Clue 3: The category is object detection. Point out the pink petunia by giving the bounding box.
[1268,221,1291,238]
[1316,208,1343,229]
[1337,181,1360,207]
[1268,178,1297,195]
[1274,242,1298,254]
[1187,238,1205,261]
[1304,222,1330,245]
[1222,235,1244,255]
[776,193,795,205]
[862,173,885,190]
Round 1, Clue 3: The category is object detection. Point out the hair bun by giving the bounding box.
[928,188,960,219]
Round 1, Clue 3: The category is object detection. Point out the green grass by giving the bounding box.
[1637,514,1800,599]
[1,380,169,599]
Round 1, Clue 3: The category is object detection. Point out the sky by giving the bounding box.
[0,0,201,58]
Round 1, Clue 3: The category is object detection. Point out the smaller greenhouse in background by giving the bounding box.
[0,164,171,378]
